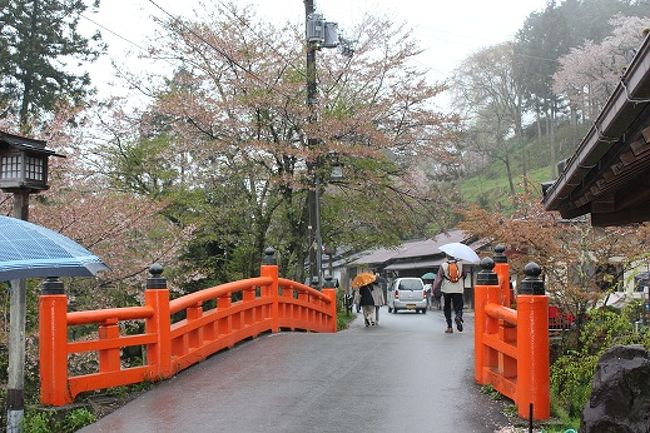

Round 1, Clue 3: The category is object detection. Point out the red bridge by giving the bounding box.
[36,247,551,431]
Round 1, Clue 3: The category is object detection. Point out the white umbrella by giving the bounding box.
[438,242,480,264]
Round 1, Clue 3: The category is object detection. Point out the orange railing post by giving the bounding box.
[98,318,120,373]
[516,262,550,420]
[39,277,72,406]
[323,275,338,332]
[473,257,499,384]
[260,247,280,333]
[144,264,172,379]
[493,244,511,307]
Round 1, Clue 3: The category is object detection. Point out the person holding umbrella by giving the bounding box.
[352,272,382,327]
[433,254,466,333]
[434,243,480,333]
[421,272,437,310]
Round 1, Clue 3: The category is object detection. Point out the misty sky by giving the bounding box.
[80,0,549,103]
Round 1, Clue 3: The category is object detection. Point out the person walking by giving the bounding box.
[433,255,466,333]
[359,282,377,326]
[371,279,385,325]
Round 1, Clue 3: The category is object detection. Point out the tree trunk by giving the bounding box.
[504,153,516,197]
[535,105,542,139]
[547,105,557,174]
[522,151,528,193]
[19,0,40,133]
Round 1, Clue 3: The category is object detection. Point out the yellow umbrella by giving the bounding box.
[352,272,377,289]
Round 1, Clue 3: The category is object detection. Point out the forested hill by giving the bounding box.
[449,0,650,210]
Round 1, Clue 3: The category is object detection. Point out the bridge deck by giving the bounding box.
[79,308,508,433]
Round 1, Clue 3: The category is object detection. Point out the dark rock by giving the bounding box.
[581,344,650,433]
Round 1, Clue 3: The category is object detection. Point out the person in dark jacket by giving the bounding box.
[359,282,377,326]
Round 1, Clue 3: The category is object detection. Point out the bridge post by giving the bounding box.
[260,247,280,333]
[39,277,72,406]
[493,244,511,307]
[323,275,337,332]
[516,262,550,420]
[474,257,499,384]
[145,264,172,379]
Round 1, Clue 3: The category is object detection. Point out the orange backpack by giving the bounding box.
[447,261,460,283]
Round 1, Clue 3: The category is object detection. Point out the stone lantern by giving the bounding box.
[0,130,63,193]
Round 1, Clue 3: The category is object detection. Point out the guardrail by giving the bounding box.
[474,250,550,420]
[39,248,337,406]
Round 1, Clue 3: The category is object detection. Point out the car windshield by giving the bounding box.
[398,279,423,291]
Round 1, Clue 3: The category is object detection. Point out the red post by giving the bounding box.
[493,244,511,307]
[145,264,172,379]
[474,258,499,384]
[516,263,550,420]
[39,277,72,406]
[187,303,204,346]
[260,247,280,333]
[98,319,120,372]
[322,288,338,332]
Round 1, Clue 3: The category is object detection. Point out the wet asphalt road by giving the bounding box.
[79,307,509,433]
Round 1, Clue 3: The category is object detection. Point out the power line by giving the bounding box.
[80,13,148,53]
[145,0,271,88]
[79,13,180,69]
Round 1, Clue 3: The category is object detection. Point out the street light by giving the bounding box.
[304,2,352,290]
[0,130,63,432]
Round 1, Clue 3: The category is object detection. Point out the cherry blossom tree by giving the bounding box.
[101,5,460,280]
[553,15,650,122]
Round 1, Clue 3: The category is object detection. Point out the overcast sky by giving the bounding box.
[80,0,549,104]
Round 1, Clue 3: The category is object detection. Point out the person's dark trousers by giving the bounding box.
[443,293,464,327]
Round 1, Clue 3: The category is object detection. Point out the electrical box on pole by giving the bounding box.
[323,22,339,48]
[306,13,325,45]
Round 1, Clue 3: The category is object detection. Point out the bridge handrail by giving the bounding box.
[67,306,154,325]
[484,303,517,325]
[474,256,550,421]
[278,278,332,303]
[169,276,273,314]
[39,249,338,407]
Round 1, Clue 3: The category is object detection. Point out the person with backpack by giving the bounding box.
[432,255,466,333]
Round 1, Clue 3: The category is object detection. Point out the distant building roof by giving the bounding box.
[384,257,447,271]
[347,229,479,268]
[349,246,401,265]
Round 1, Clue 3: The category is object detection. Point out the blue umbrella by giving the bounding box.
[0,216,109,281]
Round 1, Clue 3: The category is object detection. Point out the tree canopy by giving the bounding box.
[0,0,104,132]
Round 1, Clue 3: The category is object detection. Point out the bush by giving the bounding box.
[61,408,96,433]
[22,408,96,433]
[550,306,650,420]
[551,351,599,418]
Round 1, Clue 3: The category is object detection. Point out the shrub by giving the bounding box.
[550,306,650,420]
[551,351,599,418]
[22,412,53,433]
[61,408,96,433]
[22,408,96,433]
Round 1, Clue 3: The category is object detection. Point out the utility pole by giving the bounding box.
[305,0,322,289]
[303,2,352,289]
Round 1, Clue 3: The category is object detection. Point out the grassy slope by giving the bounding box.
[460,161,554,208]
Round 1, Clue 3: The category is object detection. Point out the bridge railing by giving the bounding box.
[474,249,550,420]
[39,248,337,406]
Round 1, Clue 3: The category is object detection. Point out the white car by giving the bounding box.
[387,277,427,314]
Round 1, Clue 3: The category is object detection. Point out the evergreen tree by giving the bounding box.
[0,0,103,132]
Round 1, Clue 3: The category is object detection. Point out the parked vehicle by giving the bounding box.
[387,277,427,314]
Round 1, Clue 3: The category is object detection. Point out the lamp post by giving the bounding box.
[304,1,351,290]
[0,131,63,433]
